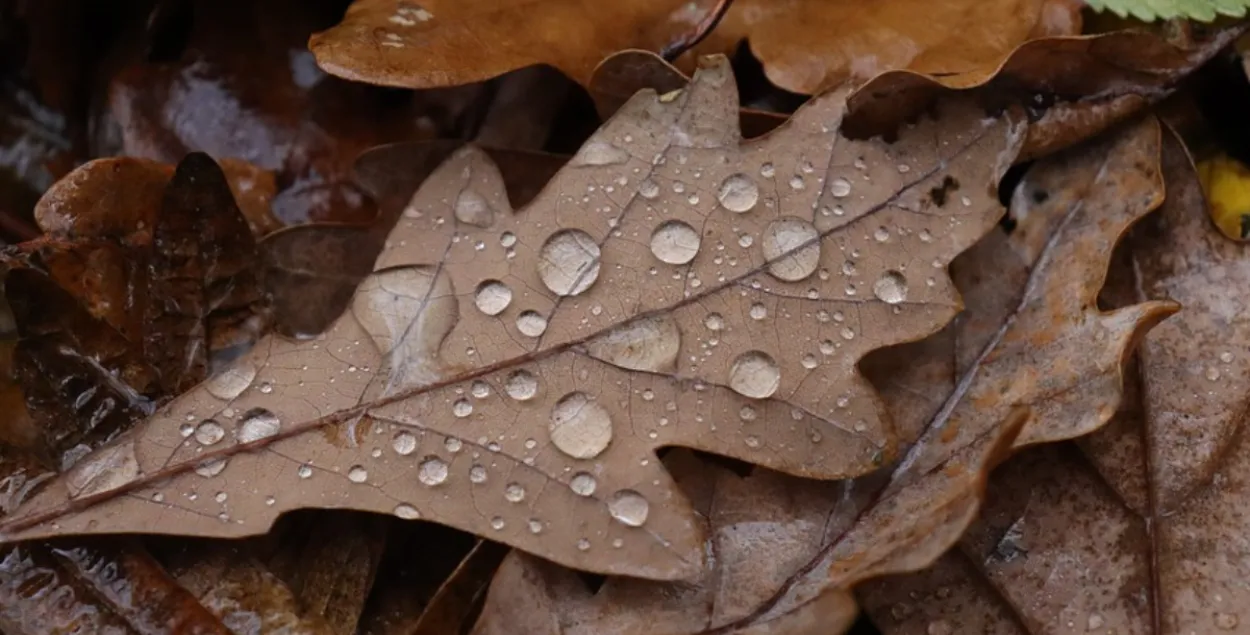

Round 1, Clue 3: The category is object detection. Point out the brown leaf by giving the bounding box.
[860,119,1250,635]
[470,117,1174,633]
[308,0,723,88]
[695,0,1082,94]
[0,57,1024,580]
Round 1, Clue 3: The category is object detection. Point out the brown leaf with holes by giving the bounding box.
[0,57,1024,580]
[695,0,1082,94]
[859,122,1250,635]
[469,117,1176,634]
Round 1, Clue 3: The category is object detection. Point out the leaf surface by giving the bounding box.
[0,57,1024,581]
[467,117,1176,633]
[860,123,1250,635]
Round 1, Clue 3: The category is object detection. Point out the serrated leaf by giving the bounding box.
[0,57,1026,581]
[1086,0,1250,21]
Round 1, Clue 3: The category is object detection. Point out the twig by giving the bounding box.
[660,0,735,62]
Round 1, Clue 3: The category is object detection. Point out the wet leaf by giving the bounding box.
[0,57,1025,580]
[470,117,1175,633]
[695,0,1083,94]
[860,120,1250,635]
[308,0,724,88]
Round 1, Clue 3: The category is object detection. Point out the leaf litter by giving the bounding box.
[0,56,1028,580]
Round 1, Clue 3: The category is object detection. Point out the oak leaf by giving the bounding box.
[0,57,1024,580]
[860,124,1250,635]
[470,116,1176,633]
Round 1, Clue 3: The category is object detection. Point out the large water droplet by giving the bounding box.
[454,189,494,227]
[237,408,281,443]
[66,442,140,498]
[347,465,369,483]
[392,431,418,455]
[570,140,630,167]
[638,179,660,199]
[829,177,852,198]
[729,350,781,399]
[505,369,539,400]
[649,221,701,265]
[570,471,597,496]
[873,270,909,304]
[474,280,513,315]
[515,311,548,337]
[469,464,487,483]
[194,420,226,446]
[538,229,600,296]
[205,361,258,400]
[607,490,650,526]
[504,482,527,503]
[717,173,760,213]
[452,398,473,418]
[585,315,680,372]
[418,457,449,486]
[550,392,613,459]
[762,217,821,282]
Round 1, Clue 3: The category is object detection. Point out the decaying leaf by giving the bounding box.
[0,57,1026,581]
[695,0,1082,94]
[860,123,1250,635]
[308,0,723,88]
[1087,0,1250,21]
[469,116,1176,633]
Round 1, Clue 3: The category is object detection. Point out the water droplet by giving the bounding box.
[705,313,725,330]
[297,464,313,479]
[394,503,420,519]
[489,516,506,530]
[500,231,517,248]
[194,420,225,446]
[873,271,909,304]
[454,190,494,227]
[205,361,258,400]
[195,458,227,478]
[516,311,548,337]
[474,280,512,315]
[738,233,754,248]
[570,472,598,496]
[528,519,544,534]
[760,162,775,178]
[649,220,701,264]
[577,538,591,551]
[66,443,140,498]
[1220,351,1235,363]
[1206,367,1222,381]
[749,303,767,320]
[550,392,613,459]
[418,457,449,486]
[639,179,660,199]
[505,370,539,400]
[392,432,418,455]
[444,437,463,453]
[1086,614,1104,630]
[453,398,473,417]
[347,465,368,483]
[258,382,274,394]
[840,327,855,340]
[607,490,650,526]
[469,464,487,483]
[729,351,781,399]
[585,315,680,372]
[1216,612,1240,630]
[717,173,760,213]
[237,408,281,443]
[788,175,805,190]
[873,227,890,242]
[801,354,818,369]
[762,217,821,282]
[830,177,852,197]
[571,140,630,167]
[504,482,527,502]
[538,229,600,296]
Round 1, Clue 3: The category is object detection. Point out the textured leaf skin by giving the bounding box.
[1086,0,1250,20]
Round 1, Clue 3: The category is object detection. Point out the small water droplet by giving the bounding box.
[762,217,821,282]
[739,405,757,421]
[801,354,818,369]
[347,465,368,483]
[738,233,754,248]
[788,175,805,190]
[205,361,258,400]
[1220,351,1235,363]
[729,351,781,399]
[577,538,591,551]
[392,432,417,455]
[705,313,725,330]
[469,464,487,483]
[1207,367,1222,381]
[528,519,544,534]
[297,464,313,479]
[571,140,630,167]
[1086,614,1104,630]
[504,369,539,401]
[394,503,420,519]
[639,179,660,199]
[830,178,852,197]
[453,398,473,417]
[760,162,775,178]
[717,173,760,213]
[418,457,449,486]
[237,408,281,443]
[873,271,909,304]
[474,280,513,315]
[500,231,517,248]
[649,220,701,264]
[471,381,492,400]
[444,437,463,453]
[194,420,225,446]
[489,516,506,530]
[570,472,598,496]
[516,311,549,337]
[258,382,274,394]
[550,392,613,459]
[195,458,227,478]
[538,229,601,296]
[504,482,527,502]
[454,190,494,226]
[607,490,650,526]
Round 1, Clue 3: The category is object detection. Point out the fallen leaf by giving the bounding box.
[1088,0,1250,21]
[308,0,723,88]
[470,116,1175,633]
[860,120,1250,635]
[695,0,1082,94]
[0,57,1025,580]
